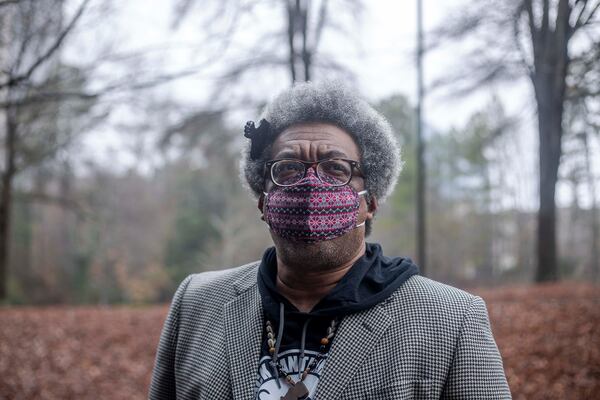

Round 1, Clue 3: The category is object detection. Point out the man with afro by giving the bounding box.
[150,81,511,400]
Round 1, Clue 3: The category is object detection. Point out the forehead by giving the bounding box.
[271,123,360,160]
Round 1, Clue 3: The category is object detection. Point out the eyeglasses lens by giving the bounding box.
[271,160,352,186]
[317,160,352,185]
[272,161,305,186]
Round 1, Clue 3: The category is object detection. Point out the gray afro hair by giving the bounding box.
[241,80,402,202]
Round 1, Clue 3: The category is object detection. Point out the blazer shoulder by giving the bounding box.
[404,275,477,303]
[182,261,260,303]
[391,275,481,323]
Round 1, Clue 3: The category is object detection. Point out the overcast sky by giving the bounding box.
[67,0,531,127]
[63,0,600,209]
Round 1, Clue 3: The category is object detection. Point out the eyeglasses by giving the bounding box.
[265,158,363,187]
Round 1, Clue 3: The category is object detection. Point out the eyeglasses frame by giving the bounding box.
[264,158,364,187]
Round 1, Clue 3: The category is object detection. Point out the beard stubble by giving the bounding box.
[270,226,366,273]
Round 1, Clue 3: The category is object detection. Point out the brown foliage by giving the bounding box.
[1,282,599,399]
[0,307,166,399]
[474,282,600,399]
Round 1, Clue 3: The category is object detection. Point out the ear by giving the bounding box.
[366,196,378,220]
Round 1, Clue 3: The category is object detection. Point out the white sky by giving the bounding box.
[69,0,533,127]
[62,0,599,210]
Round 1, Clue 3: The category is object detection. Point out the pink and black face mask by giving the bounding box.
[263,169,368,243]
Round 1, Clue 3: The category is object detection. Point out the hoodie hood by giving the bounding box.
[258,242,419,320]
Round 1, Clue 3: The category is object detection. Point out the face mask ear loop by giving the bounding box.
[354,189,369,228]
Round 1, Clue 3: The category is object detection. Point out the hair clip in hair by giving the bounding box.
[244,119,272,160]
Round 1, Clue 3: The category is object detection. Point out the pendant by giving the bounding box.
[281,381,309,400]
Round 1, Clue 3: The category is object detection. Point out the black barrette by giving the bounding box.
[244,119,272,160]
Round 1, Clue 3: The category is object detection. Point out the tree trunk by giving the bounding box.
[299,1,310,81]
[416,0,426,274]
[534,77,563,282]
[286,1,297,84]
[530,0,570,282]
[0,105,17,300]
[566,173,583,276]
[483,164,495,283]
[591,199,599,282]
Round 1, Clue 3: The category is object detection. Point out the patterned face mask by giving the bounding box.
[263,169,367,243]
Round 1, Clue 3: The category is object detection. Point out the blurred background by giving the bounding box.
[0,0,599,399]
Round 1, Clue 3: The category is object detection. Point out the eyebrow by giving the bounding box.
[274,149,350,160]
[321,149,349,159]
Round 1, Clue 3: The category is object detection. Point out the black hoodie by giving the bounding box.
[254,243,419,399]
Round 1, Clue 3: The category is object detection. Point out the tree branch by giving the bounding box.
[0,0,23,7]
[513,4,535,79]
[313,0,329,51]
[13,191,87,217]
[300,0,310,80]
[571,0,588,29]
[0,62,210,109]
[576,1,600,28]
[286,0,297,83]
[568,87,600,99]
[542,0,550,36]
[0,0,91,89]
[525,0,539,48]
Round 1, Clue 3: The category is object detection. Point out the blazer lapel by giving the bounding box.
[315,304,393,399]
[224,266,263,400]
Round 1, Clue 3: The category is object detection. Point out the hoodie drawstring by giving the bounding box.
[298,318,311,379]
[273,303,313,382]
[274,302,285,359]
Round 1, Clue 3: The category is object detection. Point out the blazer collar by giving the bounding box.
[315,301,394,399]
[224,261,396,400]
[225,263,263,399]
[232,261,261,294]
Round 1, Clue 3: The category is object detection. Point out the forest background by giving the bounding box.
[1,1,600,399]
[1,0,598,304]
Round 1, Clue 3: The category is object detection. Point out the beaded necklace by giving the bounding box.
[265,318,338,400]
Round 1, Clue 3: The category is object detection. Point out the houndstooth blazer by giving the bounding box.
[149,262,511,399]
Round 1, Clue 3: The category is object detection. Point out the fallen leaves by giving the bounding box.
[0,282,598,399]
[0,307,166,400]
[474,282,600,400]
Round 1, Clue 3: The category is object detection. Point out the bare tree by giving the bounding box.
[0,0,94,299]
[433,0,600,282]
[0,0,226,300]
[172,0,363,93]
